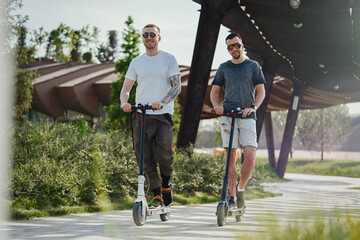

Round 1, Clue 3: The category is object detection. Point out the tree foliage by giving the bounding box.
[297,105,350,160]
[2,0,28,51]
[96,30,118,63]
[9,4,38,121]
[104,16,141,130]
[70,25,99,62]
[44,23,98,62]
[45,23,73,62]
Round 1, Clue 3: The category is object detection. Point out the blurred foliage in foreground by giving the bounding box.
[241,211,360,240]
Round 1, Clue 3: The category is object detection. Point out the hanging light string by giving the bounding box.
[239,3,360,104]
[306,87,360,105]
[277,78,360,106]
[239,4,360,104]
[239,6,305,84]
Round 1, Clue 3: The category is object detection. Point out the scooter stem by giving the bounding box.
[221,114,236,202]
[139,108,147,175]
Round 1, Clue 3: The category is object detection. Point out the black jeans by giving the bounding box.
[132,113,174,190]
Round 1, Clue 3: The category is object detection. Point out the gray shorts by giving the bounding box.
[220,116,257,149]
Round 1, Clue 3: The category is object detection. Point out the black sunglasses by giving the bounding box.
[227,43,242,51]
[142,32,157,38]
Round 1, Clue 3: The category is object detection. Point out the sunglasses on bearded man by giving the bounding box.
[227,43,242,51]
[142,32,157,38]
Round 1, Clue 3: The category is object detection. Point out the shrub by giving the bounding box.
[12,120,277,218]
[172,150,224,194]
[12,120,106,208]
[82,52,92,63]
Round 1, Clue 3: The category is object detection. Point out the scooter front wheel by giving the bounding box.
[160,212,170,221]
[216,203,227,226]
[133,202,147,226]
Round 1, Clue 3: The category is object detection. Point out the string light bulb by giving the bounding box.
[290,0,301,9]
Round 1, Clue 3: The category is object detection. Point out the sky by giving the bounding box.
[16,0,231,68]
[16,0,360,115]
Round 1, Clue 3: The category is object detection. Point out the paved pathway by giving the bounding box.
[4,173,360,240]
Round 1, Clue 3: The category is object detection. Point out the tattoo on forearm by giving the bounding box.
[161,74,181,105]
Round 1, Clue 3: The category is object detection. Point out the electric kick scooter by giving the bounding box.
[214,107,246,226]
[122,104,170,226]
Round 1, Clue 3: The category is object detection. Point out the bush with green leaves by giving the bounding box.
[82,51,92,63]
[172,150,224,194]
[12,120,278,219]
[12,121,107,208]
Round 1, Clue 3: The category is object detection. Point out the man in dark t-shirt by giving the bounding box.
[210,32,266,209]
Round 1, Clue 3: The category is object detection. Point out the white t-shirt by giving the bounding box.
[125,51,180,115]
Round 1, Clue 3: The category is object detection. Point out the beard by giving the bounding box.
[232,51,240,59]
[144,41,157,50]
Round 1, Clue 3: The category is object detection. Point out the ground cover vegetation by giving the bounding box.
[241,211,360,240]
[11,120,282,220]
[257,157,360,178]
[285,159,360,178]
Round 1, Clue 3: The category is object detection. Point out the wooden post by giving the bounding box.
[256,57,278,142]
[276,81,306,177]
[177,0,237,148]
[264,111,276,169]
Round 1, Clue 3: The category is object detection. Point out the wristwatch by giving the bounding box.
[251,105,257,110]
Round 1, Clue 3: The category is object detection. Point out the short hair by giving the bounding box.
[143,24,160,34]
[225,32,242,42]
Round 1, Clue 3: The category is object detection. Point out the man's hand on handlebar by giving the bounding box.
[242,107,255,117]
[214,106,224,115]
[152,102,164,111]
[121,103,132,112]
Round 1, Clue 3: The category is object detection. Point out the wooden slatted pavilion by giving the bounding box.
[178,0,360,177]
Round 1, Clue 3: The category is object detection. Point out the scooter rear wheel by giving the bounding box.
[216,203,227,226]
[133,202,147,226]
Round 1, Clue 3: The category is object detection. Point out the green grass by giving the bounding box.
[11,189,280,220]
[256,157,360,178]
[11,205,102,220]
[284,159,360,178]
[240,211,360,240]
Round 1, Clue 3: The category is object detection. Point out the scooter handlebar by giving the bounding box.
[120,104,162,112]
[211,107,243,116]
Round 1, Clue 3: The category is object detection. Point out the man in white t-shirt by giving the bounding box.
[120,24,181,208]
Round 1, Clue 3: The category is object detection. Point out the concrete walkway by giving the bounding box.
[4,173,360,240]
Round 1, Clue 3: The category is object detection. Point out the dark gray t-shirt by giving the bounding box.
[212,59,265,117]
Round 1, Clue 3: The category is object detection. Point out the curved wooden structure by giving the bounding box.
[178,0,360,177]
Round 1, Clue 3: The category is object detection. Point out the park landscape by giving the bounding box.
[2,0,360,239]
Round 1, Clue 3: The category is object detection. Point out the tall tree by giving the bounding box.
[96,30,118,63]
[297,105,350,161]
[5,1,38,121]
[30,27,49,61]
[70,25,99,62]
[2,0,28,51]
[105,16,140,130]
[45,23,74,62]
